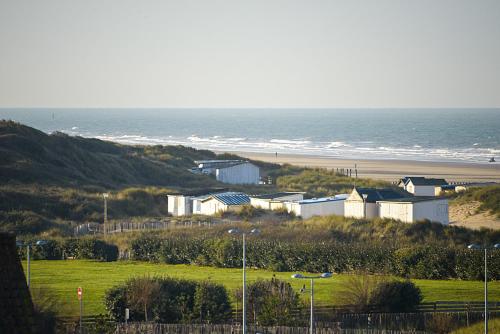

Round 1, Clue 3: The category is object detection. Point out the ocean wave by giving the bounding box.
[81,133,500,164]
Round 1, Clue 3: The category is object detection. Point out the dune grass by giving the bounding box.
[451,318,500,333]
[25,260,500,317]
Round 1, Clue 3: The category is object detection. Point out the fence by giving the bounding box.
[74,218,223,236]
[114,323,430,334]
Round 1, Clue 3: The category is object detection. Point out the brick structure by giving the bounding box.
[0,233,35,333]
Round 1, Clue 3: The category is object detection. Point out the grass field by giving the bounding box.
[25,260,500,317]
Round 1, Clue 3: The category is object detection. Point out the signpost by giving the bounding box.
[77,287,83,334]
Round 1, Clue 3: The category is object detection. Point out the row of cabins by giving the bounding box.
[168,177,451,224]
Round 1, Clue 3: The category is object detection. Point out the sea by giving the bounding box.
[1,108,499,164]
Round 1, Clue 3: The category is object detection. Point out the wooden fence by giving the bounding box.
[114,323,430,334]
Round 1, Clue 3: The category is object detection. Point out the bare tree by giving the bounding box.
[336,272,388,312]
[127,276,161,321]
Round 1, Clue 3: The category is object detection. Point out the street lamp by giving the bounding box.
[103,193,109,235]
[227,228,260,334]
[16,239,48,288]
[362,194,368,218]
[467,243,500,334]
[291,272,333,334]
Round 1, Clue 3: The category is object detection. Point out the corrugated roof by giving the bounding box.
[354,187,412,202]
[297,194,348,204]
[205,192,250,205]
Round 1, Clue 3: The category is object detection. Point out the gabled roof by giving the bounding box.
[402,176,448,186]
[250,192,304,200]
[202,192,250,205]
[352,187,412,203]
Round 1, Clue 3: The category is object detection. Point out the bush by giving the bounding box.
[104,277,231,324]
[369,280,422,312]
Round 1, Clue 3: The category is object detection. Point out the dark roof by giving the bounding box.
[354,187,412,202]
[378,196,448,203]
[206,192,250,205]
[250,192,303,200]
[402,177,448,186]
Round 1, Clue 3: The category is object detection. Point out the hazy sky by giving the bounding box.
[1,0,499,108]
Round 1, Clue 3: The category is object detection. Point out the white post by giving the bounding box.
[27,244,30,288]
[310,278,314,334]
[103,193,108,235]
[242,233,247,334]
[485,248,488,334]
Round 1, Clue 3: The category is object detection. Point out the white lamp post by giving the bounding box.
[467,243,500,334]
[228,228,260,334]
[362,194,368,218]
[16,239,48,288]
[103,193,109,234]
[291,272,332,334]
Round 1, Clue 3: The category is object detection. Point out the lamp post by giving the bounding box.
[228,228,260,334]
[362,194,368,218]
[103,193,109,234]
[467,243,500,334]
[291,272,332,334]
[16,240,48,288]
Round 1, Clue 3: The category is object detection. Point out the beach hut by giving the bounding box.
[377,196,449,225]
[191,160,260,184]
[199,192,250,215]
[285,195,347,219]
[398,177,448,196]
[344,187,411,219]
[250,192,305,210]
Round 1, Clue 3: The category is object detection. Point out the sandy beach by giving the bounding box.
[233,152,500,183]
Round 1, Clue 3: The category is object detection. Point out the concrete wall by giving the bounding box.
[0,233,35,333]
[216,163,259,184]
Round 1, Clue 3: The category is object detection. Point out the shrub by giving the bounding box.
[369,280,422,312]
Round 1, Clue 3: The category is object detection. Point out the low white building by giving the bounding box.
[285,195,348,219]
[191,160,260,184]
[199,192,250,215]
[398,177,448,196]
[344,187,411,219]
[378,197,449,225]
[167,194,193,216]
[250,192,305,210]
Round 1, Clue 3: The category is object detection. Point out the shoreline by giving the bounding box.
[227,151,500,182]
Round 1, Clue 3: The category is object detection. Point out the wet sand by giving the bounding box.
[233,152,500,182]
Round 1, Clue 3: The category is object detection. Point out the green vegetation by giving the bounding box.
[26,260,500,317]
[105,276,231,323]
[451,185,500,218]
[276,168,391,197]
[451,318,500,334]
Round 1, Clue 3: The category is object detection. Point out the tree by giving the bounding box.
[369,280,422,312]
[336,273,388,312]
[193,281,232,323]
[126,276,161,321]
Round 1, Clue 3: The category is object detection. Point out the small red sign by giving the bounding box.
[77,287,82,300]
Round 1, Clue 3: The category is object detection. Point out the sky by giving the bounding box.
[0,0,499,108]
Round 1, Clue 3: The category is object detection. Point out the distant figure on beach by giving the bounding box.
[275,152,278,158]
[489,157,496,163]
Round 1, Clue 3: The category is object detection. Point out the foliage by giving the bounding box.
[369,280,422,312]
[451,318,500,334]
[243,278,302,326]
[450,185,500,217]
[336,274,387,312]
[104,277,231,324]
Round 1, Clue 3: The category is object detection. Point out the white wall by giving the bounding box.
[413,199,449,224]
[167,195,192,216]
[406,182,437,196]
[287,200,345,219]
[216,163,260,184]
[344,200,378,219]
[199,198,226,215]
[250,194,304,210]
[378,202,413,223]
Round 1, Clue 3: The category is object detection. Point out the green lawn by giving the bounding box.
[25,260,500,317]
